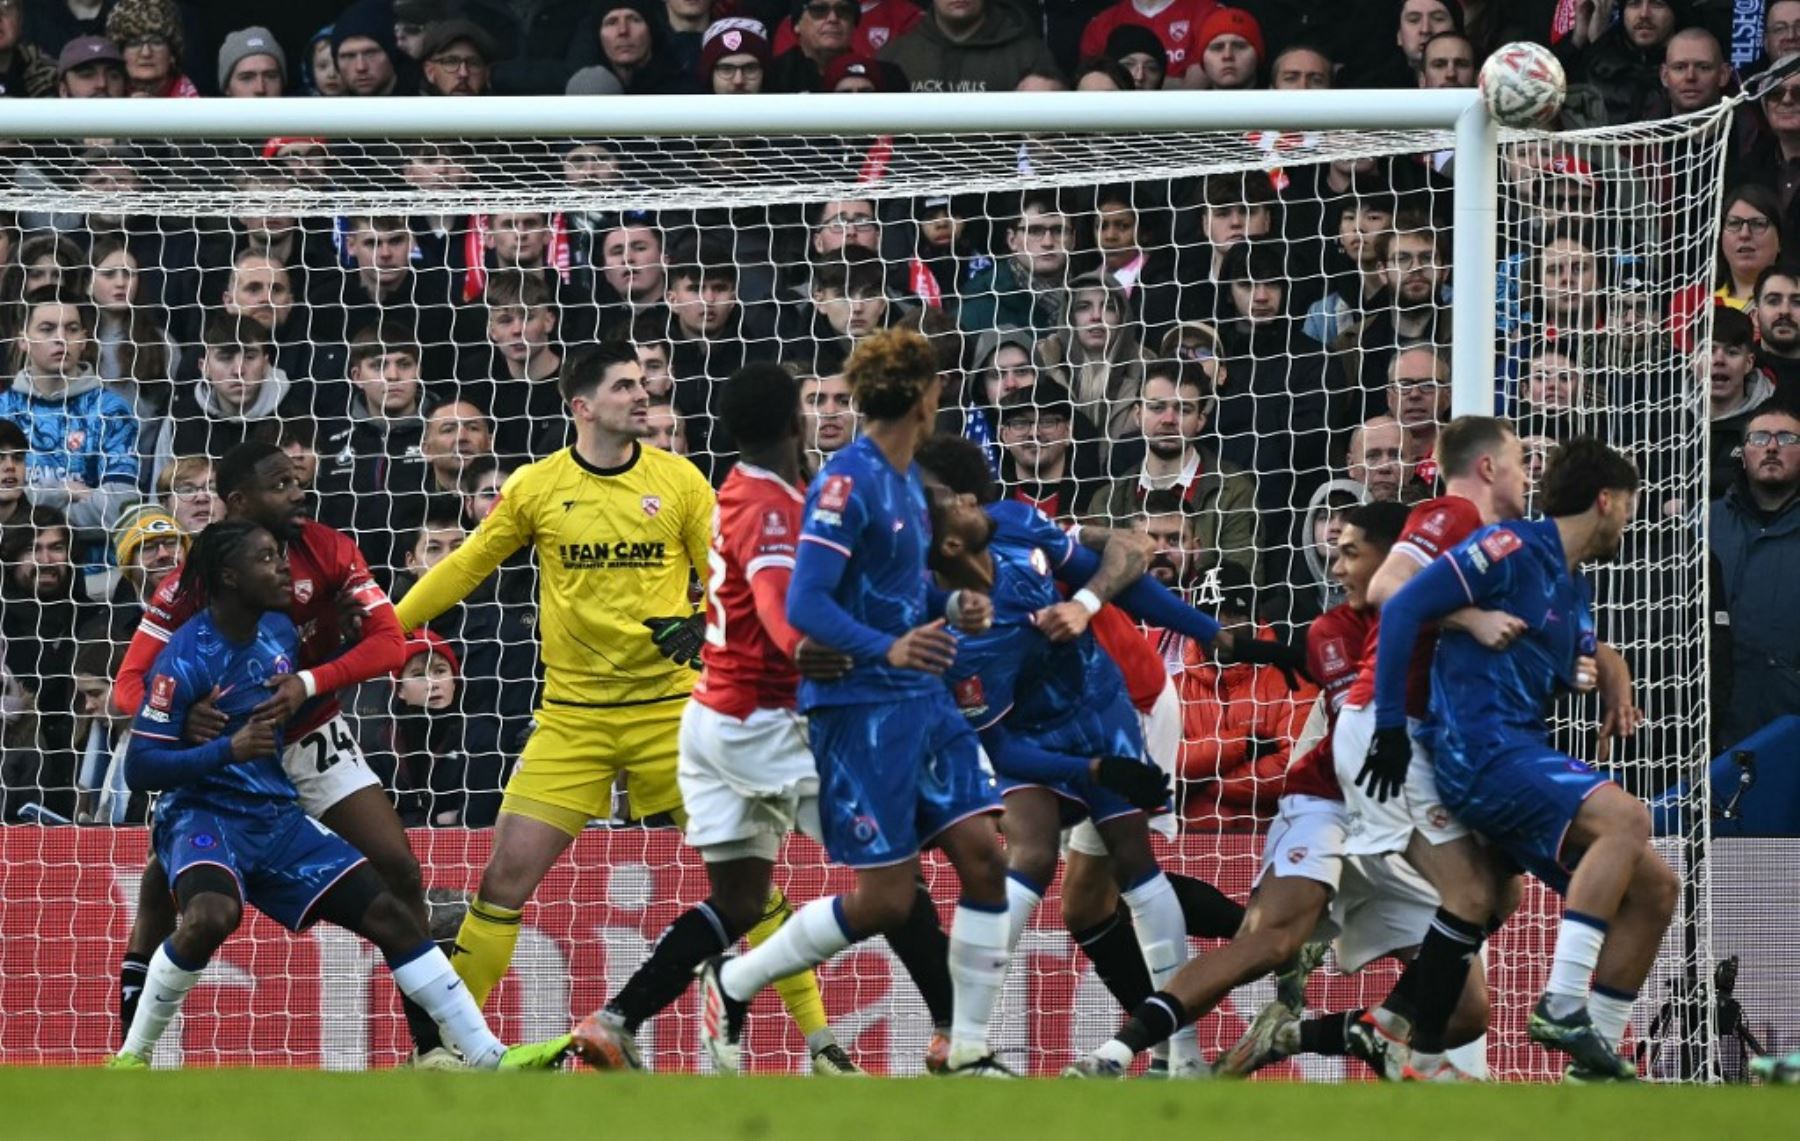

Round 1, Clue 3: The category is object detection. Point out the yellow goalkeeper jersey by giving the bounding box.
[395,443,714,708]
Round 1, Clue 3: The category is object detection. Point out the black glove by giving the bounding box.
[1357,726,1412,804]
[1094,755,1172,812]
[645,614,706,668]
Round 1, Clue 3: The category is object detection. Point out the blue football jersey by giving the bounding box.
[129,611,301,813]
[1425,518,1597,748]
[948,501,1127,735]
[794,436,938,708]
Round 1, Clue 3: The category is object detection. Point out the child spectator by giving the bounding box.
[365,630,506,828]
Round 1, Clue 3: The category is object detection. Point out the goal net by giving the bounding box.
[0,92,1728,1079]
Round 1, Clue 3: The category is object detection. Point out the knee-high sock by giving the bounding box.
[1004,872,1045,953]
[749,884,832,1044]
[390,942,506,1069]
[1446,1034,1489,1079]
[720,896,854,1003]
[1121,872,1198,1065]
[450,896,522,1008]
[1403,908,1485,1055]
[120,941,204,1060]
[608,900,735,1032]
[884,880,953,1030]
[1589,984,1637,1049]
[1544,910,1607,1003]
[947,900,1010,1062]
[1168,873,1246,939]
[1072,907,1155,1012]
[118,951,150,1049]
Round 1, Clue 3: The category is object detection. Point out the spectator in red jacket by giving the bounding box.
[1079,0,1218,83]
[1173,563,1316,825]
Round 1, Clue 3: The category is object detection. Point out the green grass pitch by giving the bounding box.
[2,1068,1791,1141]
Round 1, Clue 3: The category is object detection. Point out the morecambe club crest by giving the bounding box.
[642,495,662,517]
[292,577,315,603]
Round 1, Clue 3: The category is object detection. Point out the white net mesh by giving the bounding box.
[0,98,1728,1078]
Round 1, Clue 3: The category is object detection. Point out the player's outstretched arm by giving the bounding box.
[1371,557,1473,731]
[1057,539,1223,648]
[393,488,531,631]
[1036,528,1150,642]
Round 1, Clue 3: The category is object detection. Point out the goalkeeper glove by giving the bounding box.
[1094,756,1172,812]
[1356,726,1412,804]
[645,614,705,668]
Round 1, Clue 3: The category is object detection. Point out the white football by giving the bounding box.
[1479,41,1567,129]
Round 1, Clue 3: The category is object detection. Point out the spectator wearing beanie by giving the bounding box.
[302,24,344,95]
[588,0,691,94]
[104,0,195,98]
[701,19,772,95]
[332,0,422,98]
[218,26,286,98]
[1188,5,1263,90]
[822,51,903,93]
[879,0,1060,93]
[1079,0,1217,83]
[371,629,507,828]
[1102,24,1168,90]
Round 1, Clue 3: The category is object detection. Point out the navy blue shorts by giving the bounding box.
[808,692,1001,868]
[154,800,368,932]
[1001,689,1162,825]
[1433,735,1612,895]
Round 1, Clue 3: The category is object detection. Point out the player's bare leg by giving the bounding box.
[451,809,575,1006]
[118,856,177,1046]
[113,866,244,1066]
[1532,785,1675,1079]
[1073,875,1327,1077]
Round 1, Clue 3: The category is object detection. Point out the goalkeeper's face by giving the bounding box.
[580,361,653,440]
[233,454,309,541]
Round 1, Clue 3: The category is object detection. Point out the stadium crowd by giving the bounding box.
[0,0,1789,833]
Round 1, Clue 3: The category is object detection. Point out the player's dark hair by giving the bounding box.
[216,440,288,499]
[560,340,639,404]
[720,363,799,449]
[916,433,999,505]
[1539,437,1640,517]
[1436,416,1515,480]
[1712,304,1755,350]
[177,518,269,605]
[846,327,938,421]
[1343,500,1411,550]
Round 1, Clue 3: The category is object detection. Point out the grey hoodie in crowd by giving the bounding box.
[149,367,294,491]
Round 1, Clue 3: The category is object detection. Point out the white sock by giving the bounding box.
[719,896,852,1003]
[122,941,204,1060]
[947,902,1010,1062]
[1545,911,1607,1001]
[1121,872,1198,1065]
[390,945,506,1068]
[1445,1034,1489,1079]
[1589,987,1636,1048]
[1004,873,1044,953]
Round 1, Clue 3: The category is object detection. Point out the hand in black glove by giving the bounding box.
[645,614,706,668]
[1094,755,1172,812]
[1357,725,1412,804]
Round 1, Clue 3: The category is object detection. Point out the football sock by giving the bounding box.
[1405,908,1486,1054]
[1003,871,1045,952]
[752,885,831,1039]
[121,940,205,1060]
[1544,910,1608,1007]
[1168,873,1245,938]
[884,880,953,1029]
[1072,908,1155,1012]
[1121,871,1199,1065]
[399,994,446,1056]
[1108,990,1189,1059]
[1590,984,1637,1048]
[389,941,505,1069]
[1298,1009,1358,1056]
[1445,1035,1489,1079]
[118,952,150,1048]
[608,900,734,1033]
[720,896,852,1004]
[451,896,522,1008]
[947,899,1010,1063]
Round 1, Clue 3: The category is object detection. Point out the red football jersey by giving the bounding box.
[693,463,806,719]
[1283,603,1376,801]
[1344,495,1483,715]
[116,520,401,735]
[1079,0,1220,75]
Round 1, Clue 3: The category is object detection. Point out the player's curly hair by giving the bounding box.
[915,434,999,506]
[1539,437,1640,518]
[177,518,269,606]
[845,327,939,422]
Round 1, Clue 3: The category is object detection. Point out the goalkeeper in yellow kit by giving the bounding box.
[396,342,852,1072]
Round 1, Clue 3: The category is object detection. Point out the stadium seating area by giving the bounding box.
[0,0,1790,834]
